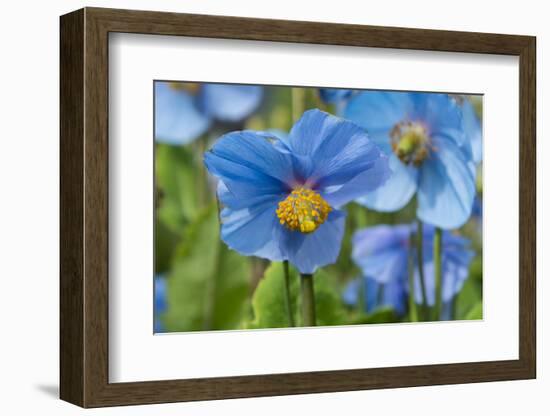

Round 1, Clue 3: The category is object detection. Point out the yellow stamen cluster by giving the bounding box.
[276,188,331,234]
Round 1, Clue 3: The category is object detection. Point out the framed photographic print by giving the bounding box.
[60,7,536,408]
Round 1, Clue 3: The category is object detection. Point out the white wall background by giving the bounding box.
[0,0,545,414]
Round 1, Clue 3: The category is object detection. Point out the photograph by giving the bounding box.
[153,81,483,332]
[1,0,542,412]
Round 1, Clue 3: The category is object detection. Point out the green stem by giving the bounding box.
[408,231,419,322]
[283,261,295,327]
[450,296,457,321]
[300,273,316,326]
[433,227,443,321]
[416,220,429,320]
[353,203,370,229]
[291,88,305,123]
[195,136,209,208]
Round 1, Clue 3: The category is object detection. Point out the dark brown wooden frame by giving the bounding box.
[60,7,536,408]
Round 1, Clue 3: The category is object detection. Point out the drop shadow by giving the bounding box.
[35,384,59,399]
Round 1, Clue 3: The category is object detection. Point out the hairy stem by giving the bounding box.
[408,231,419,322]
[416,220,429,320]
[300,273,316,326]
[433,227,443,321]
[283,261,295,327]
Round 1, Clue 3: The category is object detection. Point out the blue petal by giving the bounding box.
[441,233,475,297]
[208,130,296,185]
[472,195,482,219]
[319,88,354,104]
[277,210,346,274]
[441,302,453,321]
[154,319,164,333]
[343,278,362,306]
[441,256,471,303]
[343,276,408,316]
[154,82,211,145]
[204,130,295,201]
[321,155,391,208]
[409,93,463,140]
[285,109,391,206]
[154,273,167,312]
[461,99,482,164]
[352,224,411,284]
[414,258,470,309]
[217,180,282,211]
[413,262,434,306]
[266,129,289,142]
[416,95,477,179]
[344,91,414,153]
[286,109,347,157]
[376,277,408,315]
[356,154,418,211]
[219,203,285,261]
[198,84,263,122]
[217,180,287,261]
[417,136,476,229]
[154,274,167,332]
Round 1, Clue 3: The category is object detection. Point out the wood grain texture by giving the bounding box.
[59,7,537,408]
[518,38,537,376]
[59,8,84,406]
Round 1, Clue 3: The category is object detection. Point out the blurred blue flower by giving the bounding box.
[204,109,391,274]
[472,195,482,220]
[412,226,474,315]
[155,82,263,145]
[319,88,355,116]
[457,97,482,165]
[346,223,474,319]
[319,88,354,104]
[345,91,476,229]
[470,194,483,237]
[154,274,167,333]
[343,275,408,316]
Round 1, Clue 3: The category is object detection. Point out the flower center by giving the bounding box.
[276,188,331,234]
[390,121,430,167]
[169,82,201,95]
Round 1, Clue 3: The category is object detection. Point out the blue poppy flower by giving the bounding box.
[154,274,167,333]
[347,223,474,319]
[458,97,482,165]
[343,275,408,316]
[204,109,391,274]
[344,91,476,229]
[319,88,354,104]
[155,82,263,145]
[412,226,474,313]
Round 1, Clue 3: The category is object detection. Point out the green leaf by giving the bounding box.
[454,260,483,320]
[350,307,400,325]
[464,301,483,320]
[307,269,348,326]
[249,263,347,329]
[154,216,180,274]
[250,262,299,328]
[156,143,199,232]
[163,205,250,332]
